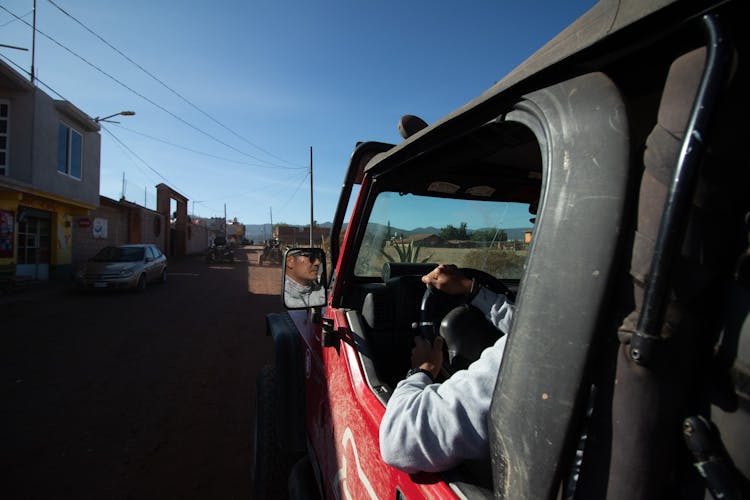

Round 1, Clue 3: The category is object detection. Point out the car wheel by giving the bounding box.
[136,274,146,292]
[159,268,167,284]
[253,365,300,500]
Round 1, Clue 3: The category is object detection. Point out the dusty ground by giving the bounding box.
[1,247,283,499]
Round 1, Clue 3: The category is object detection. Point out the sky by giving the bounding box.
[1,0,596,227]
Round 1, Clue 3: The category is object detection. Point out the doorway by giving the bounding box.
[16,212,51,280]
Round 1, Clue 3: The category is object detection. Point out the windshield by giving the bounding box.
[92,246,145,262]
[354,192,534,279]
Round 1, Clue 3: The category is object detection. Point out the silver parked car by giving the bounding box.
[75,244,167,291]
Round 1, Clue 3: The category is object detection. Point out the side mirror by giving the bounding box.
[282,247,327,309]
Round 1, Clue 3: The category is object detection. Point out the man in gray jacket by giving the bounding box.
[283,248,326,308]
[379,264,513,473]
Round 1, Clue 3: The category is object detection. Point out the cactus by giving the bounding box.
[380,239,432,263]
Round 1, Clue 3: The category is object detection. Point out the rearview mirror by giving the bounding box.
[282,247,327,309]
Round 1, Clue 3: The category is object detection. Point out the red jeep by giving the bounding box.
[255,0,749,498]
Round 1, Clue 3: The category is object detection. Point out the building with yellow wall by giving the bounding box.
[1,59,100,280]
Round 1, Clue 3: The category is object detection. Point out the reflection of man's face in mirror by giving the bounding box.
[286,251,321,285]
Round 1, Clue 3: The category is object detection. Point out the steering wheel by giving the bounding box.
[419,268,514,376]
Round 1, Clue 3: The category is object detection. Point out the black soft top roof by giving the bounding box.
[363,0,686,176]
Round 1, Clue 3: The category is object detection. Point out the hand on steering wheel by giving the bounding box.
[419,264,513,376]
[420,264,514,339]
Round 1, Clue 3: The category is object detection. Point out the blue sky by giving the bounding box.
[1,0,595,226]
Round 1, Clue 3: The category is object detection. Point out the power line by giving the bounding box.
[278,173,310,215]
[205,171,310,203]
[103,127,162,187]
[105,124,307,215]
[0,51,64,99]
[3,50,308,221]
[0,52,188,205]
[101,124,189,197]
[0,51,186,201]
[110,123,305,170]
[0,4,295,171]
[45,0,304,169]
[0,9,33,28]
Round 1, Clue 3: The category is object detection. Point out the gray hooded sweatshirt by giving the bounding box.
[379,287,513,473]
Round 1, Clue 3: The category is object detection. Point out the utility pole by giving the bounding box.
[121,172,126,200]
[309,146,314,246]
[269,206,274,240]
[224,204,227,238]
[31,0,36,83]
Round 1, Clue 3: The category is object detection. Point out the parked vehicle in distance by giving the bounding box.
[258,238,282,266]
[75,244,167,291]
[206,235,235,263]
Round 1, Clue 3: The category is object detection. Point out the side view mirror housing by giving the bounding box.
[282,247,327,309]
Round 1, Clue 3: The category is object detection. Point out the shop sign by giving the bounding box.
[78,218,91,228]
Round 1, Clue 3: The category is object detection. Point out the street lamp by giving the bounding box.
[94,110,136,123]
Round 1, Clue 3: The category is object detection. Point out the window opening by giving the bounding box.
[57,122,82,179]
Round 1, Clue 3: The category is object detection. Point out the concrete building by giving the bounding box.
[1,59,101,280]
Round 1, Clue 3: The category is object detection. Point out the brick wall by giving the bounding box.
[72,205,128,265]
[71,198,167,265]
[137,210,167,249]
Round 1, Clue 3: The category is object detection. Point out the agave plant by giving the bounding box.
[380,239,432,263]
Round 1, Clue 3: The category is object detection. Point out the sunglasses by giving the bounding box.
[295,250,323,261]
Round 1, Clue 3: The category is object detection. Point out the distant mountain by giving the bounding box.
[243,223,274,242]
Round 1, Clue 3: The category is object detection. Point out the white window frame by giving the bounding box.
[0,99,9,176]
[57,121,83,180]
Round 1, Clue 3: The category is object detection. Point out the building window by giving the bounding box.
[0,100,9,176]
[57,122,82,179]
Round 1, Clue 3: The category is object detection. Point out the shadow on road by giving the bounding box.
[1,247,286,499]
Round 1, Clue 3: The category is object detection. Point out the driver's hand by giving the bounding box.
[412,336,444,380]
[422,264,473,296]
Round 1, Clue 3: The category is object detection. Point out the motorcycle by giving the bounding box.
[206,236,234,263]
[258,239,282,266]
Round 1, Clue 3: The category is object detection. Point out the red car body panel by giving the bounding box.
[288,302,457,499]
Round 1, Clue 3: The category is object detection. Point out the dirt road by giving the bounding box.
[1,247,283,499]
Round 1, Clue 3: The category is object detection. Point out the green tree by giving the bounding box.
[439,222,468,240]
[471,228,508,244]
